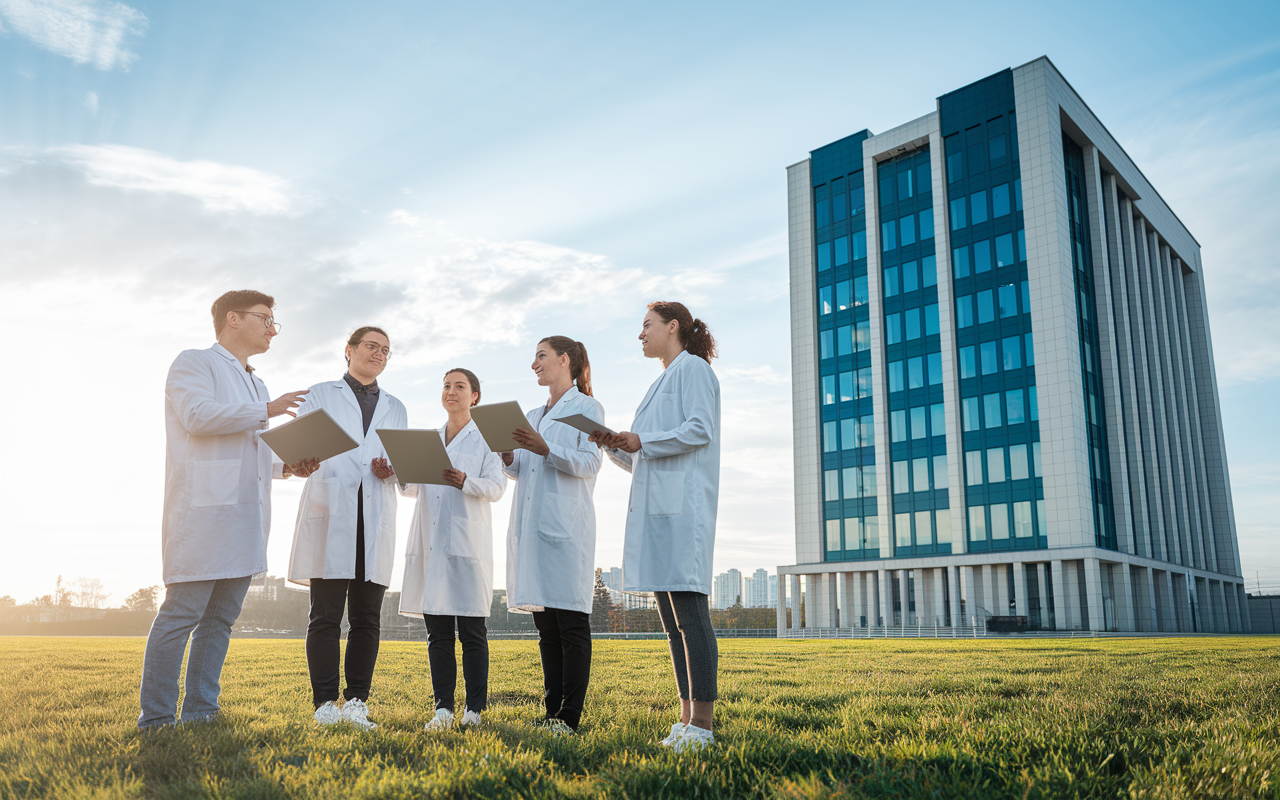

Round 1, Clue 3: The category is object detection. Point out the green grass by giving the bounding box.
[1,637,1278,799]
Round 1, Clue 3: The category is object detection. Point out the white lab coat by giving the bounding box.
[607,351,721,594]
[398,421,506,618]
[504,387,605,614]
[162,344,283,585]
[286,378,407,588]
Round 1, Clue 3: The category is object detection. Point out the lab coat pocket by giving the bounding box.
[538,491,581,541]
[191,459,241,508]
[445,515,474,558]
[647,468,686,517]
[305,479,333,520]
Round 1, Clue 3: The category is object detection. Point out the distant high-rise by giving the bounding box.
[780,57,1248,634]
[744,568,771,608]
[712,569,743,610]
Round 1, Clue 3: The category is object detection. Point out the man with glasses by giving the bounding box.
[139,290,309,730]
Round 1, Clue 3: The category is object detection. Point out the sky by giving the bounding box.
[1,0,1278,606]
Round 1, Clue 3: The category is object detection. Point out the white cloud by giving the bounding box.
[0,0,147,71]
[81,90,97,115]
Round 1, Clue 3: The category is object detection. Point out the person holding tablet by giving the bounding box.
[502,336,604,734]
[592,302,721,752]
[286,326,407,731]
[399,368,506,731]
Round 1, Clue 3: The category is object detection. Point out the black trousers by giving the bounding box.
[531,608,591,729]
[424,615,488,713]
[654,591,718,701]
[305,492,386,707]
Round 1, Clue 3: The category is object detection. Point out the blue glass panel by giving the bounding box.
[851,185,865,216]
[1006,389,1025,424]
[858,367,873,398]
[889,360,904,393]
[1029,385,1039,421]
[1002,335,1021,370]
[949,197,966,230]
[908,356,924,389]
[956,295,974,328]
[839,371,854,402]
[998,284,1018,318]
[816,199,830,228]
[884,267,899,297]
[900,215,916,246]
[818,241,831,271]
[819,285,832,314]
[854,275,869,305]
[835,235,850,267]
[837,325,852,356]
[952,246,970,278]
[996,233,1015,267]
[970,190,988,224]
[962,397,980,431]
[905,308,921,340]
[922,255,937,287]
[910,407,927,440]
[980,341,998,374]
[927,352,942,385]
[887,313,901,344]
[841,418,859,449]
[930,403,945,436]
[977,290,994,323]
[898,168,913,200]
[974,239,992,273]
[1022,281,1031,313]
[879,174,894,206]
[820,329,833,359]
[902,260,918,293]
[959,345,976,378]
[919,208,934,240]
[984,393,1002,428]
[992,183,1011,217]
[852,230,867,260]
[1025,332,1035,366]
[823,375,836,405]
[836,280,851,311]
[882,220,896,251]
[924,303,939,336]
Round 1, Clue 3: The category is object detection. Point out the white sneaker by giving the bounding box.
[659,721,687,747]
[670,723,715,753]
[341,698,378,731]
[314,701,342,726]
[424,708,453,731]
[459,709,482,727]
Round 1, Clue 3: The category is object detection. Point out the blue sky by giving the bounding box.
[1,0,1278,605]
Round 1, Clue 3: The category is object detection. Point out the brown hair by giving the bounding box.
[647,301,717,362]
[538,336,593,397]
[345,326,390,365]
[444,368,482,406]
[211,290,274,336]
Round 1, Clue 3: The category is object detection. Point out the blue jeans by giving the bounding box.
[138,576,251,730]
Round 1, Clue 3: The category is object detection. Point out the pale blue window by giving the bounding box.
[818,241,831,271]
[900,214,916,246]
[996,233,1015,267]
[990,503,1010,540]
[1025,332,1035,366]
[935,508,952,544]
[819,285,832,315]
[826,519,841,552]
[884,267,899,297]
[992,183,1011,217]
[820,329,833,359]
[856,320,871,351]
[987,447,1005,482]
[834,235,850,267]
[861,416,874,445]
[1014,501,1033,538]
[1033,441,1042,477]
[984,393,1002,427]
[852,230,867,260]
[1002,336,1021,370]
[970,190,988,225]
[959,345,976,378]
[922,254,937,287]
[973,239,992,273]
[908,356,924,389]
[823,420,837,452]
[905,308,921,340]
[837,325,852,356]
[1009,444,1029,480]
[912,456,929,489]
[999,284,1018,318]
[841,418,859,449]
[887,313,902,344]
[898,168,913,199]
[851,185,865,216]
[816,196,830,228]
[966,450,983,486]
[858,367,873,398]
[839,371,854,402]
[893,464,909,496]
[865,516,880,549]
[953,245,970,278]
[843,468,860,499]
[854,275,869,305]
[836,280,851,310]
[962,397,980,431]
[950,197,966,230]
[823,375,836,405]
[930,402,945,436]
[888,360,904,393]
[882,220,897,251]
[1007,389,1026,424]
[956,295,974,328]
[927,352,942,384]
[980,341,998,375]
[977,290,994,323]
[919,208,934,240]
[1029,385,1039,421]
[916,509,933,546]
[968,506,987,541]
[901,260,918,293]
[924,303,939,336]
[891,410,907,442]
[824,469,840,501]
[911,407,927,440]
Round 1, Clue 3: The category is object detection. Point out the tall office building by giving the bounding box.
[744,569,771,608]
[779,58,1249,634]
[713,568,744,610]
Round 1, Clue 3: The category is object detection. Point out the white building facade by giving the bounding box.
[778,58,1249,634]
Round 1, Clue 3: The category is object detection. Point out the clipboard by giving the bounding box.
[376,429,454,485]
[259,407,359,466]
[553,413,616,437]
[468,401,534,452]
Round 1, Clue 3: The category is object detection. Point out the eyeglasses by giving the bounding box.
[357,341,392,358]
[235,310,281,333]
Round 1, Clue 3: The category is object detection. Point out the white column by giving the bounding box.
[1083,558,1105,630]
[876,568,888,627]
[1037,563,1050,628]
[912,570,925,626]
[1144,566,1160,631]
[1115,563,1136,632]
[885,570,897,626]
[982,564,996,618]
[849,572,862,629]
[1226,582,1241,633]
[1050,560,1066,630]
[811,573,830,628]
[1013,562,1028,620]
[932,568,946,627]
[1064,561,1083,629]
[947,566,961,627]
[776,573,788,634]
[962,565,977,625]
[790,574,803,629]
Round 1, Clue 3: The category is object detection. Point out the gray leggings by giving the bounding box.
[654,591,718,701]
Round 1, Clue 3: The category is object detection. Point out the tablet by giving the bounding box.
[259,407,359,466]
[376,428,454,485]
[469,401,534,452]
[553,413,616,437]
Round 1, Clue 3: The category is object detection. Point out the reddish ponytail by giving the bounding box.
[647,301,717,362]
[539,336,593,396]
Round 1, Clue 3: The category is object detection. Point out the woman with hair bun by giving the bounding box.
[593,301,721,752]
[502,336,605,734]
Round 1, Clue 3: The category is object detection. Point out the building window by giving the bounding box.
[946,136,962,183]
[915,510,933,546]
[865,517,880,549]
[1007,389,1026,424]
[841,418,860,450]
[970,190,988,225]
[836,280,851,311]
[839,371,854,403]
[823,420,837,453]
[977,290,994,324]
[910,406,927,440]
[826,519,842,551]
[902,260,918,293]
[891,410,907,442]
[823,375,835,405]
[820,329,833,360]
[996,233,1015,267]
[974,239,992,273]
[953,246,970,278]
[905,308,921,340]
[856,320,871,352]
[1029,385,1038,421]
[817,194,830,228]
[925,304,939,336]
[919,208,934,240]
[858,367,873,398]
[987,447,1006,483]
[898,168,914,200]
[893,460,909,493]
[896,512,911,547]
[1009,444,1029,480]
[1025,332,1035,366]
[965,450,983,486]
[968,506,986,541]
[1014,178,1023,211]
[980,341,998,375]
[833,179,847,220]
[835,235,850,267]
[851,185,866,216]
[889,360,904,393]
[824,469,840,500]
[998,284,1018,318]
[905,356,922,389]
[989,134,1007,166]
[837,325,852,357]
[935,509,951,544]
[854,275,869,305]
[818,241,831,271]
[930,402,945,436]
[949,197,966,230]
[962,397,980,431]
[900,215,916,246]
[887,313,902,344]
[882,220,897,251]
[852,230,867,260]
[884,267,899,297]
[933,453,948,486]
[959,345,976,379]
[992,183,1011,217]
[912,457,930,489]
[983,393,1002,427]
[928,352,943,385]
[1002,336,1021,370]
[956,295,974,328]
[990,503,1010,540]
[862,416,875,447]
[923,254,937,287]
[1036,499,1046,538]
[844,467,862,498]
[819,285,832,315]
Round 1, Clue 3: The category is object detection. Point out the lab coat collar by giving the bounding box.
[331,378,393,440]
[539,385,581,430]
[441,418,479,453]
[633,350,687,418]
[211,342,251,372]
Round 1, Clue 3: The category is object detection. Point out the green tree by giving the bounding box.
[123,586,160,614]
[591,568,615,630]
[0,595,15,608]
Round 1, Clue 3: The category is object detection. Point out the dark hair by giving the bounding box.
[345,326,390,365]
[538,336,593,397]
[647,301,717,362]
[211,290,274,336]
[444,368,482,406]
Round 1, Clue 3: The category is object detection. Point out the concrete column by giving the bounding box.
[1144,567,1160,631]
[932,568,946,627]
[1083,558,1106,631]
[1065,562,1083,629]
[776,573,788,634]
[1159,571,1178,632]
[982,564,996,618]
[826,572,839,629]
[1213,580,1228,633]
[790,574,803,629]
[962,565,977,625]
[1050,560,1066,630]
[947,566,961,627]
[849,572,862,629]
[1115,563,1136,632]
[1037,563,1050,628]
[876,568,888,626]
[1013,562,1028,619]
[912,569,925,626]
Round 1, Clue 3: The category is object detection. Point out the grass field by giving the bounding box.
[1,637,1278,799]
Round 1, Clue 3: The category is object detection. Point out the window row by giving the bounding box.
[957,333,1034,378]
[886,304,940,344]
[889,403,945,443]
[816,230,868,271]
[822,368,873,405]
[955,283,1029,327]
[948,181,1021,229]
[892,453,948,494]
[818,276,869,314]
[825,516,881,553]
[819,321,871,359]
[952,231,1024,278]
[960,387,1038,431]
[894,508,952,548]
[967,500,1044,543]
[814,182,866,228]
[963,442,1041,486]
[883,255,938,297]
[822,416,875,453]
[879,160,932,206]
[945,125,1011,185]
[880,209,934,251]
[824,465,880,501]
[888,353,943,392]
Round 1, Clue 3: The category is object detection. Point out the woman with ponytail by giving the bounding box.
[502,336,605,734]
[592,302,721,752]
